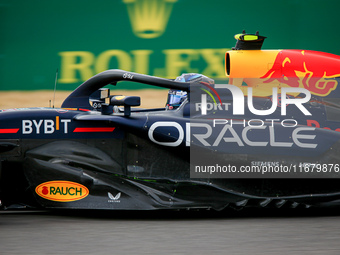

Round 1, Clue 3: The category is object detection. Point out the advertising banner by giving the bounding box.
[1,0,340,90]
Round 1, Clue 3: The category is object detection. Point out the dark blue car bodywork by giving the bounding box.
[1,69,340,211]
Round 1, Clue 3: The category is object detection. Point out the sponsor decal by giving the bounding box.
[261,50,340,97]
[108,192,121,203]
[22,117,71,134]
[21,117,115,135]
[148,121,317,149]
[35,181,89,202]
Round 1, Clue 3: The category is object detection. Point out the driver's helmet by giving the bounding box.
[166,73,214,110]
[166,89,187,110]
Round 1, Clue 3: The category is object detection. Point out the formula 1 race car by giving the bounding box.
[1,32,340,211]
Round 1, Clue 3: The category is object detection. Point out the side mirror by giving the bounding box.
[89,88,141,116]
[107,96,141,116]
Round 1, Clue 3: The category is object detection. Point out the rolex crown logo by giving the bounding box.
[123,0,177,39]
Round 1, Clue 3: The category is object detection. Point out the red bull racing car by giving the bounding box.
[1,31,340,211]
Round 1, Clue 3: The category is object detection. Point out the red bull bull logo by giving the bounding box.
[261,50,340,97]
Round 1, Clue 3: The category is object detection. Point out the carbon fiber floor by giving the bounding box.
[1,209,340,255]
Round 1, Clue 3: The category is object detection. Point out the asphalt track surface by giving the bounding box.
[1,209,340,255]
